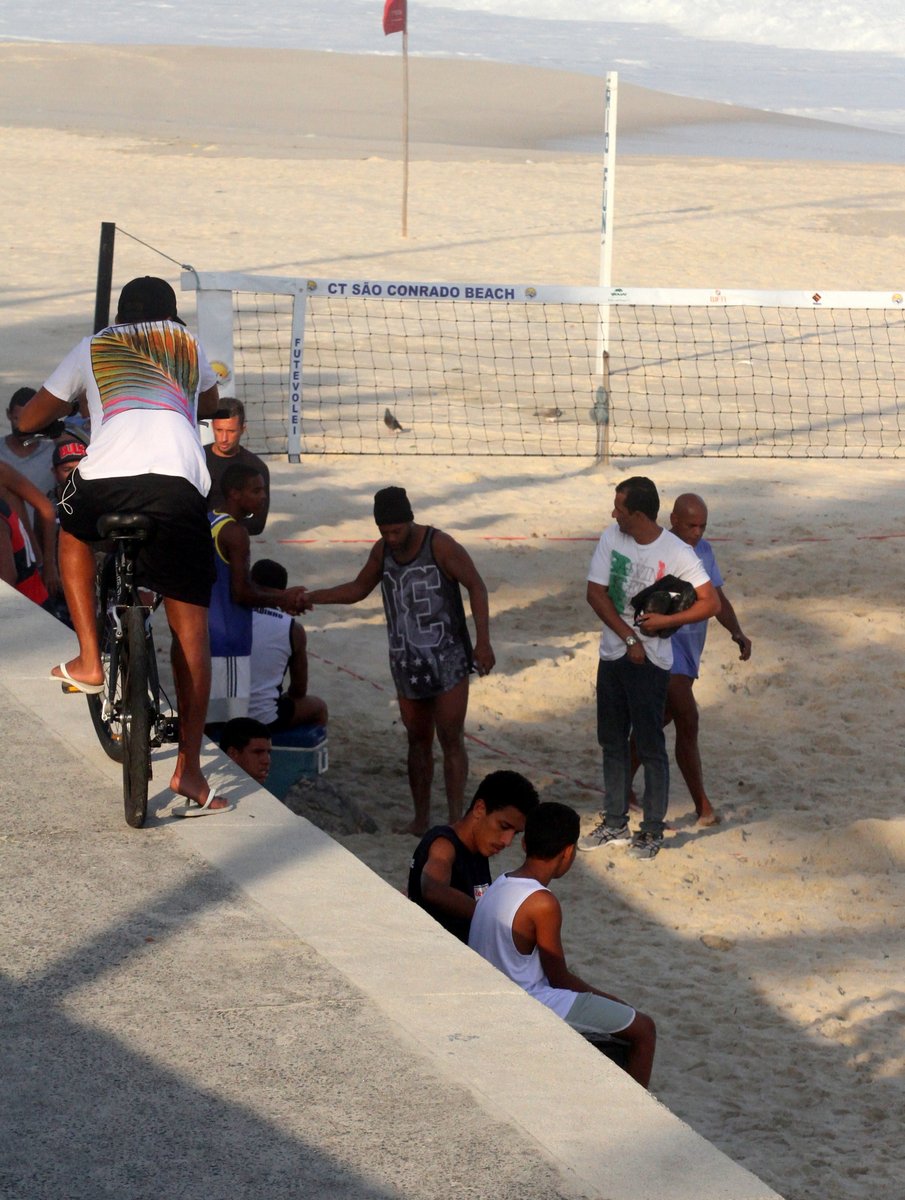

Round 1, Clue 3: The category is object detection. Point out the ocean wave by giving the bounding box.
[421,0,905,58]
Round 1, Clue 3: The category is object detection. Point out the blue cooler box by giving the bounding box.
[267,724,328,799]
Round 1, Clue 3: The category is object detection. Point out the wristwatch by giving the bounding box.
[625,635,639,647]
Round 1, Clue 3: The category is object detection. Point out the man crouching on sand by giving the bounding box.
[469,801,656,1087]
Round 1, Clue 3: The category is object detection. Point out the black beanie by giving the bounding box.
[374,486,414,525]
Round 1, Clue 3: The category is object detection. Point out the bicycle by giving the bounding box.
[84,513,179,828]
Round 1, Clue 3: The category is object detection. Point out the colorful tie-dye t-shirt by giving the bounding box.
[43,320,215,496]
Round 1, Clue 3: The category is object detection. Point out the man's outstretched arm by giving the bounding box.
[307,541,384,606]
[220,521,308,614]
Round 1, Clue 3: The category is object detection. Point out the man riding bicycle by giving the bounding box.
[19,276,231,816]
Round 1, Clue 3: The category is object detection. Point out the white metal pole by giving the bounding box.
[401,30,410,238]
[598,71,618,298]
[595,71,618,461]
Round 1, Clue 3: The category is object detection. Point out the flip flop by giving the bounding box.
[50,662,105,694]
[172,794,234,818]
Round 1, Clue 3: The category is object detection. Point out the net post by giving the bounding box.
[598,73,617,295]
[595,73,618,464]
[94,221,116,333]
[594,351,611,464]
[287,283,310,463]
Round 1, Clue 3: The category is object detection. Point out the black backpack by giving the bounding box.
[630,575,697,639]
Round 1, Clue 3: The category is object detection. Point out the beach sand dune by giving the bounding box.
[0,42,847,160]
[2,43,904,1200]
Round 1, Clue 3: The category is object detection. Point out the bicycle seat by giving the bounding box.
[96,513,155,540]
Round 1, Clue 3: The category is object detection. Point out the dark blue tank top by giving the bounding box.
[408,825,491,943]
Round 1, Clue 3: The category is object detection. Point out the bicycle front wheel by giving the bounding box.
[121,606,152,829]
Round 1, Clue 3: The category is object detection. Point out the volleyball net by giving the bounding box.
[184,272,905,460]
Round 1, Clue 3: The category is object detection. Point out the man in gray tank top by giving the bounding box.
[307,486,495,835]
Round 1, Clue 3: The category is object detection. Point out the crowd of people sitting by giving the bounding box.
[8,391,325,730]
[9,276,326,816]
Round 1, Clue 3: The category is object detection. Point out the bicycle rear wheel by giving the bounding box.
[121,606,152,829]
[86,555,125,763]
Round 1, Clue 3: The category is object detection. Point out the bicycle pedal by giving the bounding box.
[158,716,180,743]
[61,683,81,695]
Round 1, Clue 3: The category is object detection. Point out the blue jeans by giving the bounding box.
[596,655,670,836]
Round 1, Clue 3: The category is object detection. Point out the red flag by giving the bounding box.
[383,0,406,35]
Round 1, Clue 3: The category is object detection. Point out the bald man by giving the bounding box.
[665,493,751,825]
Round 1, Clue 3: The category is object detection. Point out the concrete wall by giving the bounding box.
[0,583,783,1200]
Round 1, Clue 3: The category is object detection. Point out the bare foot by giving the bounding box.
[696,809,721,827]
[170,767,230,812]
[52,657,104,688]
[393,819,428,837]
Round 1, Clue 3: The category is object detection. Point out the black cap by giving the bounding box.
[116,276,181,324]
[52,440,88,468]
[374,486,414,525]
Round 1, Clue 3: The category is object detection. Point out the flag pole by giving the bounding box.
[401,27,409,238]
[382,0,410,238]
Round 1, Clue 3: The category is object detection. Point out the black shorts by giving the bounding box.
[59,470,216,607]
[266,693,296,733]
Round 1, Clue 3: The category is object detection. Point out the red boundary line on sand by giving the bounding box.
[281,530,904,547]
[308,650,604,797]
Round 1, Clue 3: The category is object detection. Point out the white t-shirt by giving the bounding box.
[42,320,214,496]
[587,525,710,669]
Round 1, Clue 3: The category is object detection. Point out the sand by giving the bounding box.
[2,41,904,1200]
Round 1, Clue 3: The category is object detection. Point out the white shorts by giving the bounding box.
[565,991,635,1038]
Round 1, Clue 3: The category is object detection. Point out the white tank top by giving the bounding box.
[249,608,293,723]
[467,874,577,1019]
